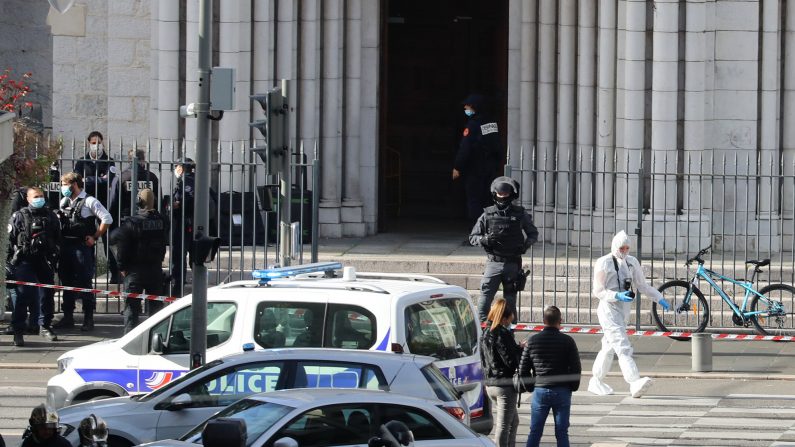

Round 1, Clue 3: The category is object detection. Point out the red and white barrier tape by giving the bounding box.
[5,280,178,303]
[503,323,795,342]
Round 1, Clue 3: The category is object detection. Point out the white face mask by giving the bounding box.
[89,143,103,159]
[174,169,181,179]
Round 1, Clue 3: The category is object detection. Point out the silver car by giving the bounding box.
[57,348,468,447]
[138,388,495,447]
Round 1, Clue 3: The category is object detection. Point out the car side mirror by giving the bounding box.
[273,437,299,447]
[165,393,193,411]
[203,418,246,447]
[150,333,165,354]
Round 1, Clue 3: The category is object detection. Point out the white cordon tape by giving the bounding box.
[5,280,177,303]
[505,323,795,342]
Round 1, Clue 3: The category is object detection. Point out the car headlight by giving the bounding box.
[57,357,73,374]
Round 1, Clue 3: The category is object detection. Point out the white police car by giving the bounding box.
[47,262,491,433]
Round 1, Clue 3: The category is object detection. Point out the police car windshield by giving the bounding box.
[138,359,224,402]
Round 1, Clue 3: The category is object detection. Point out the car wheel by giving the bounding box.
[107,436,133,447]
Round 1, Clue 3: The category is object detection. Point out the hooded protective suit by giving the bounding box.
[588,230,664,398]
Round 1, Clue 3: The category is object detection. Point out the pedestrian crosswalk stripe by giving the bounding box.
[693,417,789,428]
[681,430,781,440]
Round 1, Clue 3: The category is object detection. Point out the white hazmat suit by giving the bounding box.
[588,230,664,398]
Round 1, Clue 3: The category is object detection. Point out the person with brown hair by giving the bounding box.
[479,297,523,447]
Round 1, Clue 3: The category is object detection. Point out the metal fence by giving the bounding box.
[50,137,319,313]
[511,148,795,331]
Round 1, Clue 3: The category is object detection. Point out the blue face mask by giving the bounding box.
[61,185,73,198]
[464,109,475,117]
[30,197,46,208]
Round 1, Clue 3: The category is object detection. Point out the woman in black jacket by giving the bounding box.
[480,298,523,447]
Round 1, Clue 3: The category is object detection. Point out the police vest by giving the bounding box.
[124,212,167,265]
[478,120,501,159]
[15,208,59,263]
[484,205,525,258]
[60,197,97,240]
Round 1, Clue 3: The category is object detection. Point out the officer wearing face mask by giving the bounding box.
[6,188,61,346]
[170,159,195,297]
[75,131,120,283]
[469,176,538,323]
[110,189,168,333]
[54,172,113,332]
[112,149,160,219]
[453,94,503,226]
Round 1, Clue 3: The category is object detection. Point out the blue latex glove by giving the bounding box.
[658,298,671,311]
[615,291,634,302]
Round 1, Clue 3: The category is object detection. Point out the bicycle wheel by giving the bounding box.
[750,283,795,336]
[652,280,710,333]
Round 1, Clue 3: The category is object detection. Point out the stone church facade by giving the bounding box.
[38,1,794,248]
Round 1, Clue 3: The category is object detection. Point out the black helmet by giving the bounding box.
[490,176,520,209]
[29,404,59,429]
[78,414,108,446]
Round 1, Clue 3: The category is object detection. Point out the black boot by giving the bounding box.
[13,332,24,347]
[81,317,94,332]
[53,315,75,329]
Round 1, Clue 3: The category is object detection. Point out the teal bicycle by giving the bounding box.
[651,246,795,336]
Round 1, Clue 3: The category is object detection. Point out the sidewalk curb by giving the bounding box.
[0,363,57,369]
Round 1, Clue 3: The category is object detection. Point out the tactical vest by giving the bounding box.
[484,204,525,258]
[16,208,58,263]
[60,197,97,240]
[124,212,167,265]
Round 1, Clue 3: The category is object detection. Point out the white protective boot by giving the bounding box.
[588,346,615,396]
[617,353,652,398]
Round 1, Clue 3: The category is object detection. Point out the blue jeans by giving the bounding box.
[12,261,54,330]
[527,386,572,447]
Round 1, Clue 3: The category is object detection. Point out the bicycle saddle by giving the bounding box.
[745,259,770,267]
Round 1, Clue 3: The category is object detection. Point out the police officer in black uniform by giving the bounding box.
[6,187,61,346]
[170,159,195,297]
[4,186,37,335]
[75,131,120,283]
[112,149,160,219]
[453,94,503,226]
[110,189,168,334]
[469,176,539,322]
[55,172,113,332]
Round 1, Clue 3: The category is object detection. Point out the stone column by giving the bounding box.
[595,0,617,218]
[155,0,180,141]
[516,1,536,206]
[360,0,380,234]
[617,0,646,220]
[783,0,795,236]
[682,0,711,253]
[535,0,556,216]
[650,0,678,217]
[319,0,344,237]
[577,0,596,215]
[342,0,365,236]
[757,0,781,250]
[556,0,576,221]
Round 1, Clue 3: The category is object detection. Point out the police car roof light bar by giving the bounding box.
[252,262,343,284]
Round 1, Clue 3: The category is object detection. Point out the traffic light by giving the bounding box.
[190,231,221,266]
[250,87,286,174]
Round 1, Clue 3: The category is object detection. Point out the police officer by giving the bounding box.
[6,187,61,346]
[4,186,39,336]
[75,131,120,283]
[112,149,160,219]
[469,176,539,322]
[77,414,109,447]
[54,172,113,332]
[21,404,71,447]
[170,158,195,297]
[453,94,502,225]
[110,188,168,333]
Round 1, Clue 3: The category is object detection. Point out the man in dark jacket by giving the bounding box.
[518,305,581,447]
[453,93,502,225]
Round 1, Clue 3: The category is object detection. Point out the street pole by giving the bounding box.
[190,0,212,368]
[279,79,292,267]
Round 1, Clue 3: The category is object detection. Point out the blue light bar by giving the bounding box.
[252,262,343,284]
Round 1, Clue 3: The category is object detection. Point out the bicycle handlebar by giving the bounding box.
[686,245,712,266]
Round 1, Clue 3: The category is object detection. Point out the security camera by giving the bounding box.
[179,103,197,118]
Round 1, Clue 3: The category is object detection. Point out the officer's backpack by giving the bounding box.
[16,208,58,264]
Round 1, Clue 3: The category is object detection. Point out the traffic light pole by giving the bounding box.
[190,0,212,368]
[278,80,292,267]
